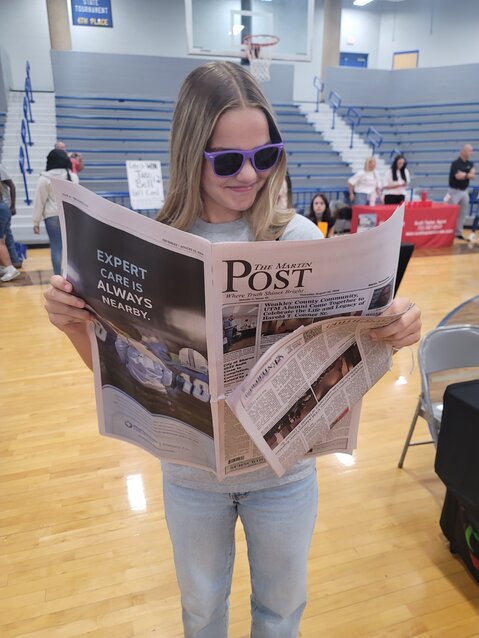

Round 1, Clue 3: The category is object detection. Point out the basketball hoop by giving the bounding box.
[243,34,279,83]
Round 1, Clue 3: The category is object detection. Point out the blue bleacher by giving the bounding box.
[54,94,479,220]
[339,102,479,200]
[55,96,350,207]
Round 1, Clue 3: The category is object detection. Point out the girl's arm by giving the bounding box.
[44,276,95,369]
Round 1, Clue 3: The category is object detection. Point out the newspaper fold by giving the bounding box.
[53,179,405,480]
[226,310,409,476]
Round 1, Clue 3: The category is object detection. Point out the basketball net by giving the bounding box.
[244,35,279,83]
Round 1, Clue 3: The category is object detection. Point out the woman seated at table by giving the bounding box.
[383,154,410,205]
[306,193,335,237]
[347,157,382,206]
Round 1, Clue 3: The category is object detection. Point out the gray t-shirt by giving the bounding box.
[162,213,323,492]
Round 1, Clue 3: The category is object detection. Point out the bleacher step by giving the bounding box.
[299,102,387,175]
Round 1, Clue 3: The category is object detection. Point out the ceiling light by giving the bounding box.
[353,0,375,6]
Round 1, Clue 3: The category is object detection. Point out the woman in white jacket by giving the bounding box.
[33,149,79,274]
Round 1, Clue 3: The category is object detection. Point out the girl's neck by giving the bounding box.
[200,210,243,224]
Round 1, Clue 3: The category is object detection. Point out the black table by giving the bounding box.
[435,379,479,581]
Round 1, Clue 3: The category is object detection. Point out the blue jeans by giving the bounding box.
[163,471,318,638]
[6,229,21,264]
[354,192,369,205]
[44,215,62,275]
[0,201,12,239]
[0,201,20,263]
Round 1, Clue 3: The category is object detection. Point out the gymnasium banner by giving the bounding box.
[53,179,406,478]
[71,0,113,28]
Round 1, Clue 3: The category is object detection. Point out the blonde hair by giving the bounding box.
[156,62,295,241]
[364,156,376,171]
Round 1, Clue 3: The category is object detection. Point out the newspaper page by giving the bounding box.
[226,311,405,477]
[305,401,363,458]
[211,205,405,478]
[53,179,223,474]
[54,179,404,479]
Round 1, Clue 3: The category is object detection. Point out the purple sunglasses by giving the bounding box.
[203,142,284,177]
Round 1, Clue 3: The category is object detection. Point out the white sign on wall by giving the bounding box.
[126,160,164,211]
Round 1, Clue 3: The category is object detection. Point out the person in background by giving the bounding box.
[0,163,23,269]
[347,156,382,206]
[44,61,422,638]
[33,149,79,275]
[329,198,352,234]
[468,211,478,243]
[306,193,335,237]
[446,143,475,240]
[55,140,84,174]
[0,163,21,282]
[383,154,410,205]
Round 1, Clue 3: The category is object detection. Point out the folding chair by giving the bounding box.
[398,324,479,468]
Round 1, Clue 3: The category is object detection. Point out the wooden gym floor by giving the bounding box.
[1,243,479,638]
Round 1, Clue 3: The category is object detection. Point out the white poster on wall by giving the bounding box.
[126,160,164,211]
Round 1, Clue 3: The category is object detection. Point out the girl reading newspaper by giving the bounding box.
[44,62,421,638]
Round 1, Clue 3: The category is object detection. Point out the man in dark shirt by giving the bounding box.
[447,144,475,239]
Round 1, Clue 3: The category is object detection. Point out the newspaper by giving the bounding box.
[226,312,403,477]
[53,179,405,480]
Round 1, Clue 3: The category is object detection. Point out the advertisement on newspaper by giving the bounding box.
[53,180,405,480]
[55,181,218,473]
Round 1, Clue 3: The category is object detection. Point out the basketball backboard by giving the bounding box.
[185,0,313,61]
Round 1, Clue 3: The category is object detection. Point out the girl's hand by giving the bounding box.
[370,297,421,349]
[44,275,94,332]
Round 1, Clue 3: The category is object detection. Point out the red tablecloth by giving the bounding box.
[351,203,459,248]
